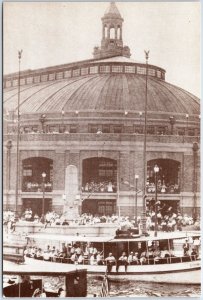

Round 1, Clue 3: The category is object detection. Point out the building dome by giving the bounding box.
[3,55,199,117]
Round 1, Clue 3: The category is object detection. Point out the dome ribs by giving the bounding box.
[62,75,102,111]
[96,74,124,110]
[3,70,200,116]
[22,80,69,113]
[150,78,199,115]
[4,83,41,103]
[39,76,95,112]
[64,75,105,110]
[159,80,199,114]
[77,75,110,110]
[4,82,57,112]
[147,78,180,113]
[128,75,147,111]
[122,74,131,111]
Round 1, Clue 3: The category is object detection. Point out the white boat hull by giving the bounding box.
[86,260,201,284]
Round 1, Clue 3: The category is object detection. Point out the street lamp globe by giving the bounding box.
[135,174,139,180]
[154,165,159,173]
[42,172,46,178]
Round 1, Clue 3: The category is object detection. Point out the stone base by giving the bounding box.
[63,205,79,221]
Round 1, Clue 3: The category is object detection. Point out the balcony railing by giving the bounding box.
[22,182,53,192]
[4,133,200,144]
[82,181,117,193]
[146,183,180,194]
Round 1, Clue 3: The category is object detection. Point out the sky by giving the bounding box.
[3,1,200,97]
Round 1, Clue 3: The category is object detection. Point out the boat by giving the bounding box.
[3,259,87,297]
[24,231,201,284]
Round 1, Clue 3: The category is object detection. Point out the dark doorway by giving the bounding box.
[22,198,52,217]
[82,199,116,216]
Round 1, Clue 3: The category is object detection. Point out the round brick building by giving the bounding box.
[3,2,200,220]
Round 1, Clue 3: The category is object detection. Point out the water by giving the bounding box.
[88,277,201,297]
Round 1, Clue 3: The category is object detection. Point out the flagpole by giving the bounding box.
[15,50,23,214]
[141,50,149,236]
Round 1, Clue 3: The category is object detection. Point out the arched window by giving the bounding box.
[110,27,115,39]
[146,159,181,194]
[82,157,117,193]
[22,157,53,192]
[104,25,108,38]
[117,26,121,39]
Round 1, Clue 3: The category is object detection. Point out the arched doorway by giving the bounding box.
[22,157,53,216]
[82,157,117,215]
[22,157,53,192]
[146,159,181,194]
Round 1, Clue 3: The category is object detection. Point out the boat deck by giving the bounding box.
[3,259,86,276]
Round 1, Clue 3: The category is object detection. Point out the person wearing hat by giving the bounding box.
[191,248,197,261]
[128,252,134,265]
[116,252,128,272]
[105,253,116,273]
[183,239,189,256]
[132,252,139,265]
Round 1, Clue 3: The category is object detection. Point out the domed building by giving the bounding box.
[3,2,200,220]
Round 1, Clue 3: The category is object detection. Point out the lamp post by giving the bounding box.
[135,174,139,227]
[42,172,46,217]
[60,110,65,133]
[186,114,189,135]
[39,114,46,133]
[169,116,175,135]
[154,165,159,237]
[15,50,23,215]
[6,140,12,210]
[139,112,142,133]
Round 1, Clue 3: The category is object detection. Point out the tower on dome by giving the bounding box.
[93,2,131,59]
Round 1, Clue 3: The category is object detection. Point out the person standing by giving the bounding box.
[105,253,116,273]
[183,239,190,256]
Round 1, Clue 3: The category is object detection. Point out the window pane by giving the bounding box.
[102,125,110,133]
[48,73,55,81]
[56,72,63,79]
[89,66,98,74]
[137,67,146,75]
[33,76,40,83]
[125,66,135,73]
[157,70,161,78]
[73,69,80,77]
[81,68,89,75]
[41,74,48,82]
[114,125,122,133]
[26,77,33,84]
[112,65,123,73]
[20,78,25,85]
[13,79,18,86]
[148,69,155,76]
[100,66,110,73]
[64,70,72,78]
[70,124,77,133]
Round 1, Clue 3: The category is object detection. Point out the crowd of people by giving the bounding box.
[25,238,200,272]
[3,207,198,233]
[146,180,180,194]
[23,181,52,192]
[82,180,117,193]
[145,202,195,232]
[24,243,104,266]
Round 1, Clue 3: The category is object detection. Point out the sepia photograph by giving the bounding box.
[2,1,201,297]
